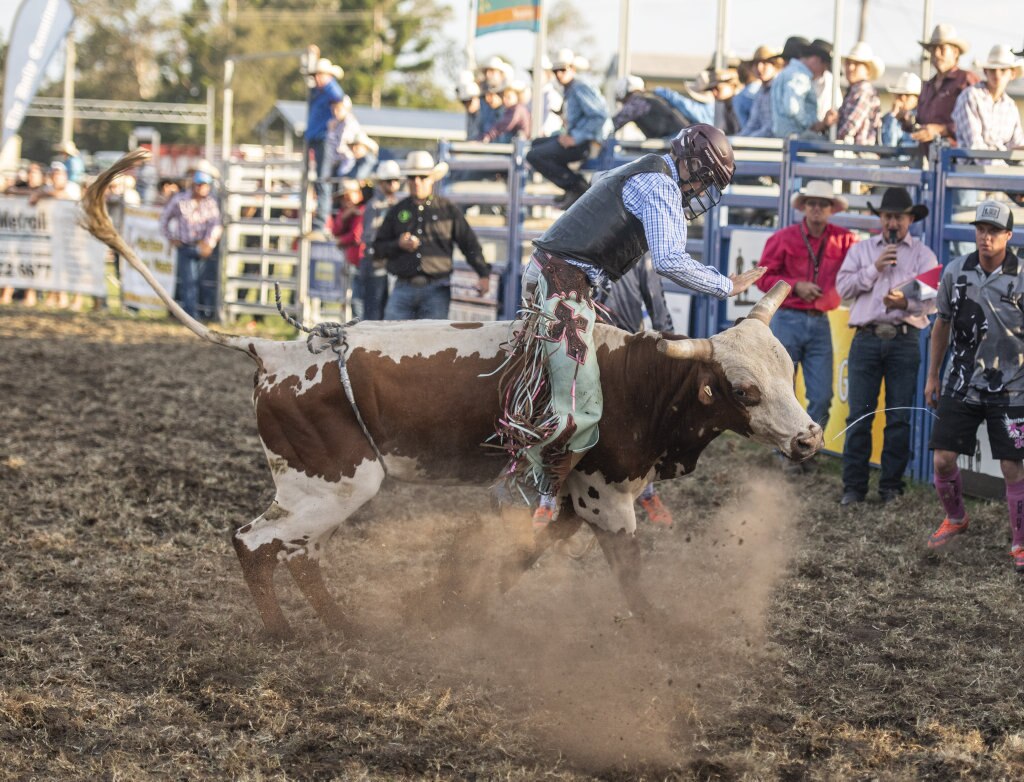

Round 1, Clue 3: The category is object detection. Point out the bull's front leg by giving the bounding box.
[589,525,658,620]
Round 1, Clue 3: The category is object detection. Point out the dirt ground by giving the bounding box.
[3,307,1024,781]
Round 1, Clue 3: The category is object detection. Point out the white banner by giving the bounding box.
[121,206,175,311]
[0,196,106,295]
[1,0,76,153]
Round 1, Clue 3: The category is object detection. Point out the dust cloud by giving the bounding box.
[328,470,800,771]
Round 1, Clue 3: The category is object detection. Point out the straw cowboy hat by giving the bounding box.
[54,139,79,155]
[842,41,885,81]
[332,178,363,200]
[399,150,449,180]
[975,44,1024,79]
[551,48,577,70]
[614,75,645,100]
[867,187,928,223]
[681,70,715,104]
[919,23,969,55]
[791,180,848,212]
[891,71,922,96]
[707,68,740,89]
[749,45,784,65]
[374,159,402,181]
[503,79,528,95]
[314,57,344,80]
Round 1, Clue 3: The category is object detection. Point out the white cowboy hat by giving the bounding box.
[891,71,922,96]
[483,56,506,71]
[314,57,343,80]
[615,75,645,100]
[399,150,449,180]
[503,79,528,94]
[975,44,1024,79]
[681,70,715,104]
[842,41,885,82]
[791,180,848,213]
[456,81,480,101]
[551,48,576,70]
[919,23,969,55]
[374,160,402,180]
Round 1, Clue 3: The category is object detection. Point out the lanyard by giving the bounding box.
[799,225,826,283]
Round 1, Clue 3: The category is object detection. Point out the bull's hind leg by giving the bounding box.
[233,461,385,639]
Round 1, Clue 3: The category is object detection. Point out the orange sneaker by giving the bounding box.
[927,516,969,549]
[640,493,673,527]
[532,505,554,531]
[1012,547,1024,574]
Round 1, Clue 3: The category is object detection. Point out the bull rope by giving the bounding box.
[274,285,389,477]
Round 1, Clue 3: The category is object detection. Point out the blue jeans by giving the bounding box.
[358,266,388,321]
[311,139,330,230]
[841,328,921,496]
[384,279,450,320]
[174,244,218,320]
[770,308,834,430]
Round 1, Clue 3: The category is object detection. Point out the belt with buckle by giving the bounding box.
[401,274,432,287]
[784,307,825,316]
[857,322,916,339]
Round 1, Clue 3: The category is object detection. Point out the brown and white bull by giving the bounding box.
[82,152,822,639]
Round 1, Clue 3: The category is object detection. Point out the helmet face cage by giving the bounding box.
[673,127,733,221]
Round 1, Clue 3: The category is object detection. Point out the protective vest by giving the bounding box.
[634,93,690,139]
[533,154,674,281]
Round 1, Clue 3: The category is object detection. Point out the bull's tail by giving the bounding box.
[80,150,254,356]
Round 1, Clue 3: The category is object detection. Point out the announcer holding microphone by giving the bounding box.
[835,187,937,506]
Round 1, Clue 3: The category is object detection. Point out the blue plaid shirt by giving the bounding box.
[566,154,733,299]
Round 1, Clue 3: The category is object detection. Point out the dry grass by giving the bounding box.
[3,306,1024,781]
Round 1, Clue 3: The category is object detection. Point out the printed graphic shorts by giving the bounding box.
[930,395,1024,461]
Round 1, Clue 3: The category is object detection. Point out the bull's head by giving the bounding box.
[657,282,823,461]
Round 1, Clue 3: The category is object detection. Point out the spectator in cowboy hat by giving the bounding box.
[819,41,884,144]
[478,56,511,135]
[652,70,715,127]
[707,67,743,135]
[611,75,691,139]
[527,54,564,137]
[53,140,84,184]
[456,79,484,140]
[481,80,532,143]
[835,187,938,506]
[374,151,490,320]
[359,160,404,320]
[756,180,857,470]
[803,39,835,122]
[732,52,765,130]
[912,24,979,148]
[741,44,784,137]
[525,48,610,209]
[952,44,1024,155]
[881,72,922,148]
[772,36,819,137]
[305,55,346,236]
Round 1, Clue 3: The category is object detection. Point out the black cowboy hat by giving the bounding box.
[867,187,929,223]
[804,39,833,64]
[781,36,810,61]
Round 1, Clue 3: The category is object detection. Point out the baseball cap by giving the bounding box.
[193,170,213,185]
[971,199,1014,231]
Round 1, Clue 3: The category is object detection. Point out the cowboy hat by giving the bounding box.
[314,57,343,80]
[526,55,553,73]
[803,39,833,64]
[374,159,402,181]
[456,81,480,101]
[781,36,809,61]
[891,71,922,96]
[53,139,79,155]
[867,187,928,222]
[332,178,363,199]
[749,45,784,64]
[919,23,969,55]
[615,75,645,100]
[707,68,740,89]
[842,41,885,82]
[399,150,449,180]
[791,180,848,213]
[681,70,715,104]
[975,44,1024,79]
[503,79,528,95]
[551,48,576,70]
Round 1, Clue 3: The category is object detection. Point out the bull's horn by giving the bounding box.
[657,337,714,361]
[748,281,791,324]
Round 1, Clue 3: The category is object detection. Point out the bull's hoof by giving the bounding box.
[261,621,295,642]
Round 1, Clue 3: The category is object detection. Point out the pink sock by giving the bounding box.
[1006,479,1024,549]
[934,466,966,522]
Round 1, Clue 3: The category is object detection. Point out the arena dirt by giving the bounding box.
[3,308,1024,781]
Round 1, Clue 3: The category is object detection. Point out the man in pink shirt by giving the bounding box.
[757,180,857,468]
[835,188,938,505]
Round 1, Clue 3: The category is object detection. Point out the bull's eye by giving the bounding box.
[732,384,761,407]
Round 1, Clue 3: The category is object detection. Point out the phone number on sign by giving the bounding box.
[0,260,52,279]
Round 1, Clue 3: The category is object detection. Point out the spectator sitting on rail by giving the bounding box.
[708,68,743,136]
[324,95,361,181]
[478,56,512,138]
[818,41,883,145]
[911,24,978,150]
[481,84,506,137]
[159,168,222,321]
[481,80,532,143]
[305,56,346,236]
[525,48,610,209]
[350,131,379,181]
[359,160,403,320]
[330,178,367,316]
[527,55,564,138]
[880,73,922,148]
[612,75,691,140]
[732,59,761,130]
[740,45,784,137]
[756,180,857,472]
[835,187,937,506]
[923,200,1024,573]
[653,72,715,127]
[375,151,489,320]
[769,36,812,138]
[456,80,484,140]
[952,45,1024,158]
[806,40,836,124]
[53,140,85,184]
[1,163,48,308]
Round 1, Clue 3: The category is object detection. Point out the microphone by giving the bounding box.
[887,229,898,245]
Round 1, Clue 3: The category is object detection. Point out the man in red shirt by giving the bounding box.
[756,181,857,468]
[910,24,979,149]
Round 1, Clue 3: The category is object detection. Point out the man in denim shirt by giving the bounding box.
[771,38,820,138]
[526,48,610,209]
